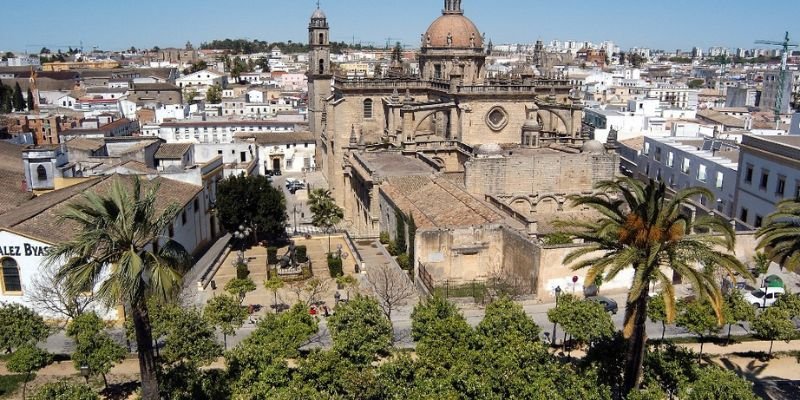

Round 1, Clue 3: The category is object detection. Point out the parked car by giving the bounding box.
[285,178,298,188]
[742,286,785,308]
[289,182,306,191]
[586,296,618,314]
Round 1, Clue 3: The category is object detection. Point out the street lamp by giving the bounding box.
[238,289,246,305]
[234,224,252,263]
[293,205,298,236]
[551,286,562,347]
[80,363,90,384]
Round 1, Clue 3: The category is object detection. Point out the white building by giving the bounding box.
[252,132,315,174]
[0,174,218,320]
[638,136,739,217]
[176,69,227,93]
[735,134,800,228]
[158,120,297,144]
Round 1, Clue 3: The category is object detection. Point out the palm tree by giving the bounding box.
[45,177,191,400]
[308,188,344,254]
[555,178,749,395]
[756,198,800,272]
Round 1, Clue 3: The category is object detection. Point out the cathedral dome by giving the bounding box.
[424,14,483,48]
[581,140,606,154]
[475,143,503,156]
[522,119,541,132]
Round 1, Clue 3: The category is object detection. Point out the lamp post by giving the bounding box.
[293,205,298,236]
[234,224,252,263]
[80,363,90,384]
[238,289,246,305]
[551,286,562,347]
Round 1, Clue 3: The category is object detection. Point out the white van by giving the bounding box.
[742,286,786,308]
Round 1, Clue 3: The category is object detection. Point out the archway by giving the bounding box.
[272,158,281,171]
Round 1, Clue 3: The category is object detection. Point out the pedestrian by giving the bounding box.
[323,305,330,317]
[309,306,317,316]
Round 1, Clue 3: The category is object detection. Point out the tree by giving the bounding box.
[205,83,222,104]
[204,294,247,349]
[7,344,52,400]
[683,366,758,400]
[687,79,705,89]
[46,176,192,400]
[308,189,343,253]
[224,278,256,304]
[554,178,750,394]
[0,303,51,353]
[31,380,98,400]
[336,274,359,301]
[648,294,668,341]
[12,82,25,112]
[26,88,34,111]
[66,312,126,388]
[548,295,614,352]
[644,343,699,399]
[155,305,222,367]
[476,296,540,344]
[721,291,755,343]
[215,174,287,243]
[411,295,474,368]
[752,252,771,278]
[774,292,800,318]
[226,304,316,397]
[366,263,415,320]
[675,299,721,361]
[39,47,51,55]
[291,277,329,307]
[328,295,393,365]
[25,263,96,326]
[183,88,199,104]
[751,307,796,357]
[264,277,284,313]
[757,198,800,271]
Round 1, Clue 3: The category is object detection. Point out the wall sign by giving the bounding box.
[0,243,50,257]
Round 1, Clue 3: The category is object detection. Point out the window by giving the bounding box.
[681,158,691,174]
[715,172,724,189]
[754,215,763,228]
[697,164,707,182]
[36,165,47,181]
[240,152,247,163]
[363,98,373,119]
[181,211,187,225]
[194,198,200,212]
[304,143,309,148]
[168,224,174,238]
[644,142,650,156]
[744,164,753,184]
[776,176,786,197]
[654,147,662,162]
[796,184,800,199]
[1,258,21,293]
[740,207,749,223]
[656,168,662,181]
[759,170,769,191]
[434,64,442,79]
[667,151,674,167]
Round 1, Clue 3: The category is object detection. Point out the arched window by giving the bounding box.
[36,165,47,181]
[363,98,373,119]
[319,33,325,45]
[1,258,21,293]
[318,59,325,74]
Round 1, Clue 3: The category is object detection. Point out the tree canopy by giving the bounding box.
[216,174,287,243]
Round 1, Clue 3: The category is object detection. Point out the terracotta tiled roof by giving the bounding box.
[0,169,33,216]
[252,132,314,145]
[0,141,24,173]
[155,143,192,159]
[0,175,201,244]
[65,138,105,152]
[380,176,505,229]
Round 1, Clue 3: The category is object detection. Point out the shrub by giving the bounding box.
[267,247,279,265]
[396,253,411,270]
[379,231,390,245]
[295,245,308,263]
[31,380,98,400]
[236,262,250,279]
[327,254,343,278]
[387,241,399,256]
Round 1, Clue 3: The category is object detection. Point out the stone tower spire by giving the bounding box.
[443,0,463,15]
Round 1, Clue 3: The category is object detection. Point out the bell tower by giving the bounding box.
[307,5,332,169]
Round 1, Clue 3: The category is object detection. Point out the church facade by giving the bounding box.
[307,1,589,238]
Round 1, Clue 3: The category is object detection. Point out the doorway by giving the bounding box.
[272,158,281,171]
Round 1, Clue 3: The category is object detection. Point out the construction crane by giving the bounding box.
[755,32,798,128]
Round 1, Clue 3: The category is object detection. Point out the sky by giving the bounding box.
[1,0,797,53]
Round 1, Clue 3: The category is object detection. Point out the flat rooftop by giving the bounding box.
[359,152,433,178]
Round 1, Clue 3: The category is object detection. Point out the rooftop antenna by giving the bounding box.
[755,31,799,128]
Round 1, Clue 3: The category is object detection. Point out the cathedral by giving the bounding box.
[308,0,604,236]
[306,0,621,297]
